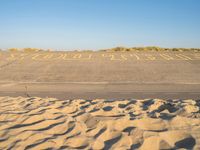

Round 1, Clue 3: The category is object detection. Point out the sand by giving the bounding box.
[0,97,200,150]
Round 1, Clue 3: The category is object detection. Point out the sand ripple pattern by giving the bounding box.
[0,97,200,150]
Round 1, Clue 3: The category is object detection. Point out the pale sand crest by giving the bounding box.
[0,97,200,150]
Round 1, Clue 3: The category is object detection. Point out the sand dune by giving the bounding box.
[0,97,200,149]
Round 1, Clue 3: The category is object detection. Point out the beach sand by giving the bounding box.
[0,97,200,149]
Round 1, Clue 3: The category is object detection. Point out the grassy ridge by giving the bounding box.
[1,46,200,52]
[101,46,200,52]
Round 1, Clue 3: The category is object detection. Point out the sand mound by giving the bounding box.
[0,97,200,149]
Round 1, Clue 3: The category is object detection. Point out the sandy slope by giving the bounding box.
[0,97,200,150]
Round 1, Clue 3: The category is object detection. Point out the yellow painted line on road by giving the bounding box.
[130,54,140,60]
[73,54,82,59]
[110,55,117,60]
[121,55,128,60]
[73,54,92,60]
[160,54,174,60]
[145,54,156,60]
[102,54,127,61]
[61,54,69,60]
[55,54,65,60]
[6,53,29,61]
[19,53,30,60]
[56,53,92,60]
[101,54,107,57]
[6,54,16,60]
[102,54,111,60]
[72,54,93,60]
[110,54,126,61]
[89,54,92,59]
[83,54,92,60]
[32,53,43,60]
[43,54,54,59]
[175,54,192,60]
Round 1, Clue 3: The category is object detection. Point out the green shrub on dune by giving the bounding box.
[8,48,20,52]
[4,47,200,52]
[23,48,41,52]
[105,46,200,52]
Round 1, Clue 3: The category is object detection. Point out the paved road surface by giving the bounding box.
[0,51,200,99]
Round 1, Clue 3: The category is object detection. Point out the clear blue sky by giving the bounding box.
[0,0,200,50]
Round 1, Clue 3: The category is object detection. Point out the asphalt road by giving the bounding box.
[0,51,200,99]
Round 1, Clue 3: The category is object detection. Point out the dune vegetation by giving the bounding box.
[7,48,52,52]
[2,46,200,52]
[101,46,200,52]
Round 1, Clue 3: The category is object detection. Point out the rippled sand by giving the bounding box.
[0,97,200,149]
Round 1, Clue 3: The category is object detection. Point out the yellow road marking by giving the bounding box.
[121,55,128,60]
[60,53,80,60]
[110,54,126,60]
[83,54,92,60]
[102,53,110,59]
[55,54,65,60]
[102,54,127,61]
[6,53,29,61]
[43,54,54,59]
[175,54,192,60]
[72,54,93,60]
[32,53,43,60]
[73,54,82,59]
[57,53,92,60]
[19,53,30,60]
[62,54,69,60]
[145,54,156,60]
[130,54,140,60]
[102,54,106,57]
[110,55,116,60]
[6,54,16,60]
[160,54,174,60]
[73,54,92,60]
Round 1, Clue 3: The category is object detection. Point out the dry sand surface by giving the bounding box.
[0,97,200,150]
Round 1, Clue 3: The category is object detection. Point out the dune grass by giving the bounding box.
[4,46,200,52]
